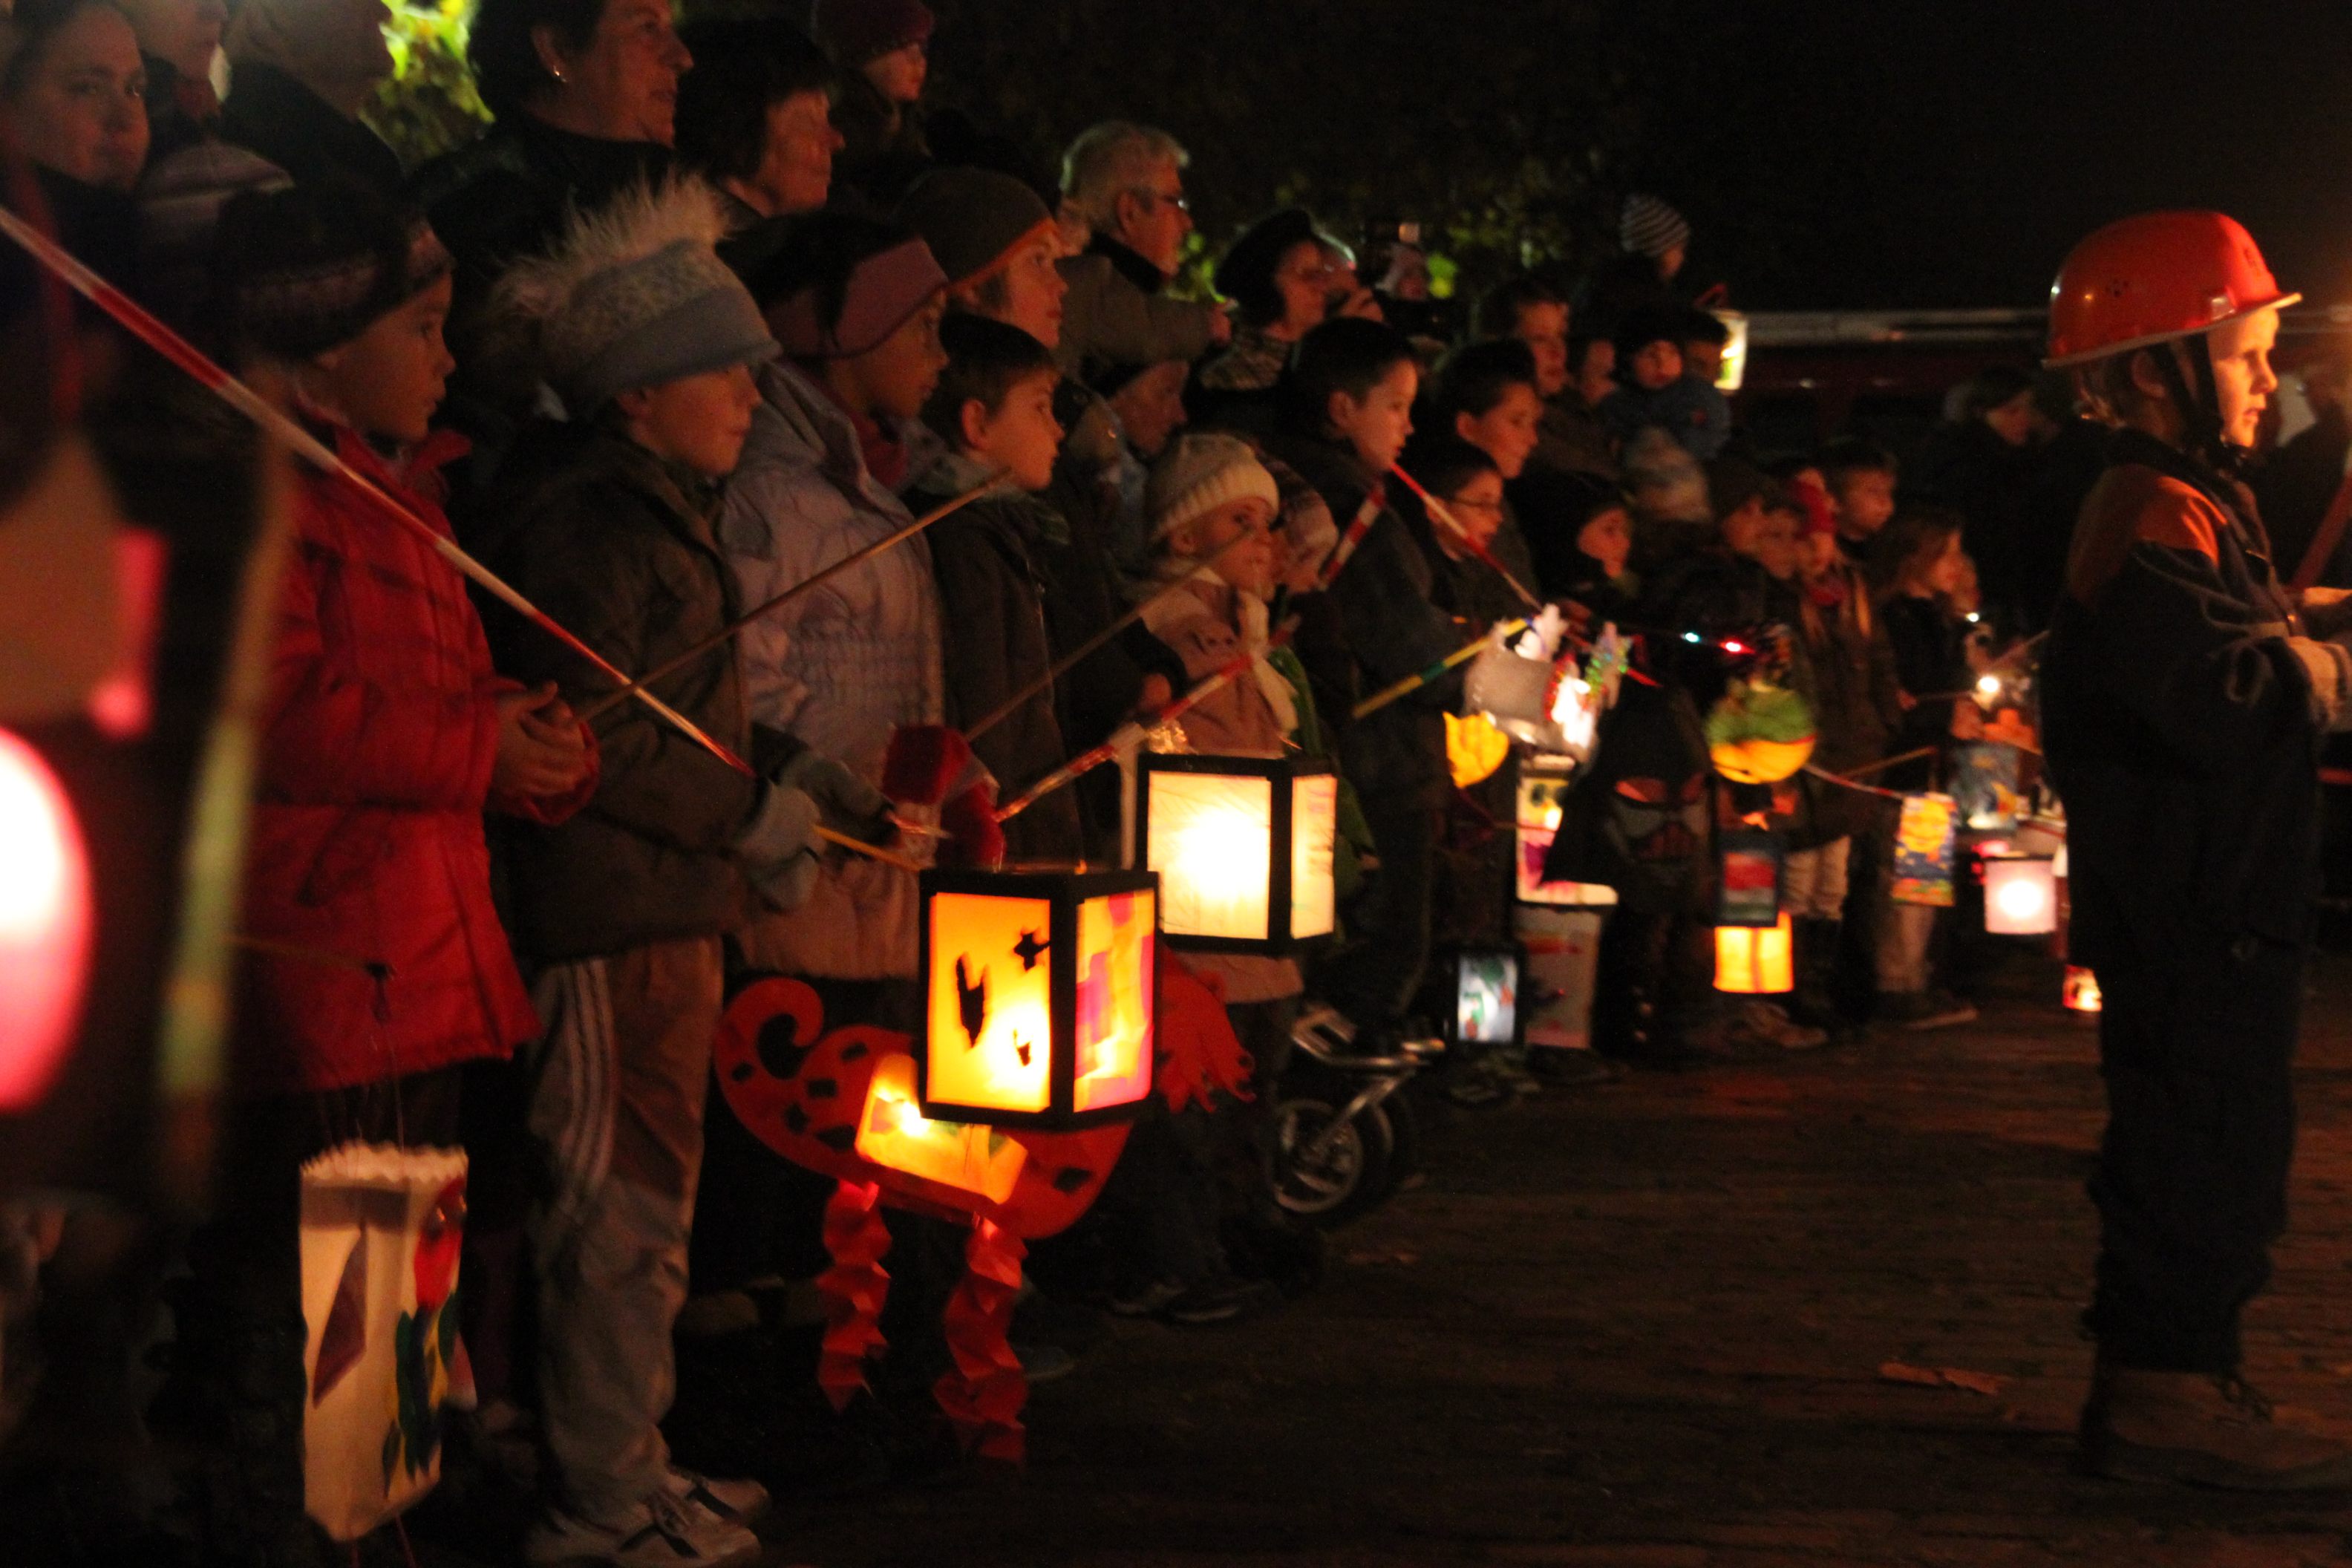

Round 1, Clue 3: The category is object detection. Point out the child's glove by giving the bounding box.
[883,724,977,806]
[775,748,895,846]
[734,781,820,912]
[938,782,1006,871]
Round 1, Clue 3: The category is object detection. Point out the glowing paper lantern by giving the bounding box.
[919,869,1157,1128]
[0,727,93,1111]
[855,1053,1027,1203]
[1716,831,1783,928]
[1983,854,2058,936]
[1440,944,1523,1049]
[1136,754,1336,953]
[1514,759,1619,907]
[2064,965,2103,1014]
[1715,913,1794,995]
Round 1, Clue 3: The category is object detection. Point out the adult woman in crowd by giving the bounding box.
[3,0,150,273]
[217,0,404,195]
[673,15,842,274]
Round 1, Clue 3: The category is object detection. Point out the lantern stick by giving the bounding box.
[579,474,1002,724]
[1313,492,1384,589]
[814,824,921,874]
[1388,463,1546,612]
[1351,618,1530,719]
[994,620,1299,824]
[0,202,752,778]
[966,526,1264,743]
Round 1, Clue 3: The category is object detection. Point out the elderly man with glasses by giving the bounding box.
[1055,119,1230,385]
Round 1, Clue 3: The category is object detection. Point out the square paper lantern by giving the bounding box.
[1136,754,1336,954]
[1715,912,1794,995]
[918,869,1157,1129]
[1442,944,1523,1049]
[1716,831,1783,928]
[1983,853,2058,935]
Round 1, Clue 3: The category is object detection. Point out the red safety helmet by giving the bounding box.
[2045,211,2298,368]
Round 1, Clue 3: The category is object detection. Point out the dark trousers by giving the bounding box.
[1323,797,1440,1033]
[1592,909,1714,1059]
[2088,933,2302,1373]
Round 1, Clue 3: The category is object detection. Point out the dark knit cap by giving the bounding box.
[210,182,451,363]
[1619,193,1690,260]
[1214,207,1320,323]
[808,0,932,68]
[1706,455,1778,523]
[892,167,1054,290]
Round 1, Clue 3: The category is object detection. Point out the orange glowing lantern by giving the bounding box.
[855,1053,1028,1203]
[1136,754,1336,953]
[919,869,1158,1128]
[0,728,93,1111]
[1714,912,1794,995]
[2064,965,2103,1014]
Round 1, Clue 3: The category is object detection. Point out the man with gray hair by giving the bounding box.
[1056,119,1229,382]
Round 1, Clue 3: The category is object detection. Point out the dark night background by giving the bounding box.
[924,0,2352,311]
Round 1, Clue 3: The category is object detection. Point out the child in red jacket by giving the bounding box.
[161,184,595,1566]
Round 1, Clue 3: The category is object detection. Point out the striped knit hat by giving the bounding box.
[211,182,449,363]
[1619,193,1691,261]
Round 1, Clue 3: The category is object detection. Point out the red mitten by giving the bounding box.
[883,724,976,806]
[938,783,1006,870]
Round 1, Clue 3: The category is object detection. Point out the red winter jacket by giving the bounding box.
[235,422,595,1094]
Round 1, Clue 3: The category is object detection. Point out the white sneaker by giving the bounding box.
[525,1486,760,1567]
[665,1466,771,1526]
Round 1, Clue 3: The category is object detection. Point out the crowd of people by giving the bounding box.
[0,0,2189,1560]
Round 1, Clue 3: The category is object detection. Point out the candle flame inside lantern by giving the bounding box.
[2064,965,2103,1013]
[1149,772,1273,941]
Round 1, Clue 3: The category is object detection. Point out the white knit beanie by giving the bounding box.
[1147,432,1280,542]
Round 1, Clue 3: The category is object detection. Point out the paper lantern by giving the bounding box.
[0,727,92,1111]
[1514,759,1620,907]
[1137,754,1336,953]
[918,869,1158,1128]
[1437,944,1523,1048]
[1982,853,2057,935]
[1716,830,1783,928]
[1892,792,1958,906]
[1715,912,1794,995]
[1705,680,1815,785]
[855,1052,1026,1203]
[2064,965,2103,1014]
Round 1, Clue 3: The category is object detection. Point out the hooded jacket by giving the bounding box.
[717,357,944,977]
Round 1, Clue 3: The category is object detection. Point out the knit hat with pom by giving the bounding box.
[494,175,777,414]
[1147,431,1280,543]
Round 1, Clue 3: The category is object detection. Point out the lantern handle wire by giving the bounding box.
[993,618,1300,824]
[967,525,1267,743]
[578,472,1003,725]
[0,201,753,778]
[1351,617,1530,720]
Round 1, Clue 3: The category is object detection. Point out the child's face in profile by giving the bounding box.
[1832,469,1896,538]
[966,368,1065,491]
[1330,359,1418,473]
[1628,339,1684,392]
[1175,496,1276,598]
[1576,505,1631,580]
[1443,469,1507,553]
[1754,506,1801,581]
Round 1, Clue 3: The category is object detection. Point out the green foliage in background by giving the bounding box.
[365,0,491,171]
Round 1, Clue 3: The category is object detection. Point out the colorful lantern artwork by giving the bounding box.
[1715,912,1794,995]
[1716,830,1783,928]
[1705,679,1815,785]
[855,1053,1027,1203]
[2064,965,2103,1014]
[1982,853,2058,935]
[1892,793,1959,906]
[918,869,1158,1128]
[1514,759,1619,907]
[1443,944,1523,1048]
[1136,754,1336,953]
[0,726,92,1111]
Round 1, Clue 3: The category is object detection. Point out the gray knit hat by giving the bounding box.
[1619,193,1691,260]
[893,168,1055,290]
[496,177,779,415]
[210,181,450,363]
[1147,432,1280,542]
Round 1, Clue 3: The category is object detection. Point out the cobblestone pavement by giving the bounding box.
[777,950,2352,1568]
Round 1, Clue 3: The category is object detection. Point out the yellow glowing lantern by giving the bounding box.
[1983,854,2058,936]
[1136,754,1337,954]
[855,1054,1028,1203]
[918,869,1158,1128]
[2064,965,2103,1014]
[1714,912,1794,995]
